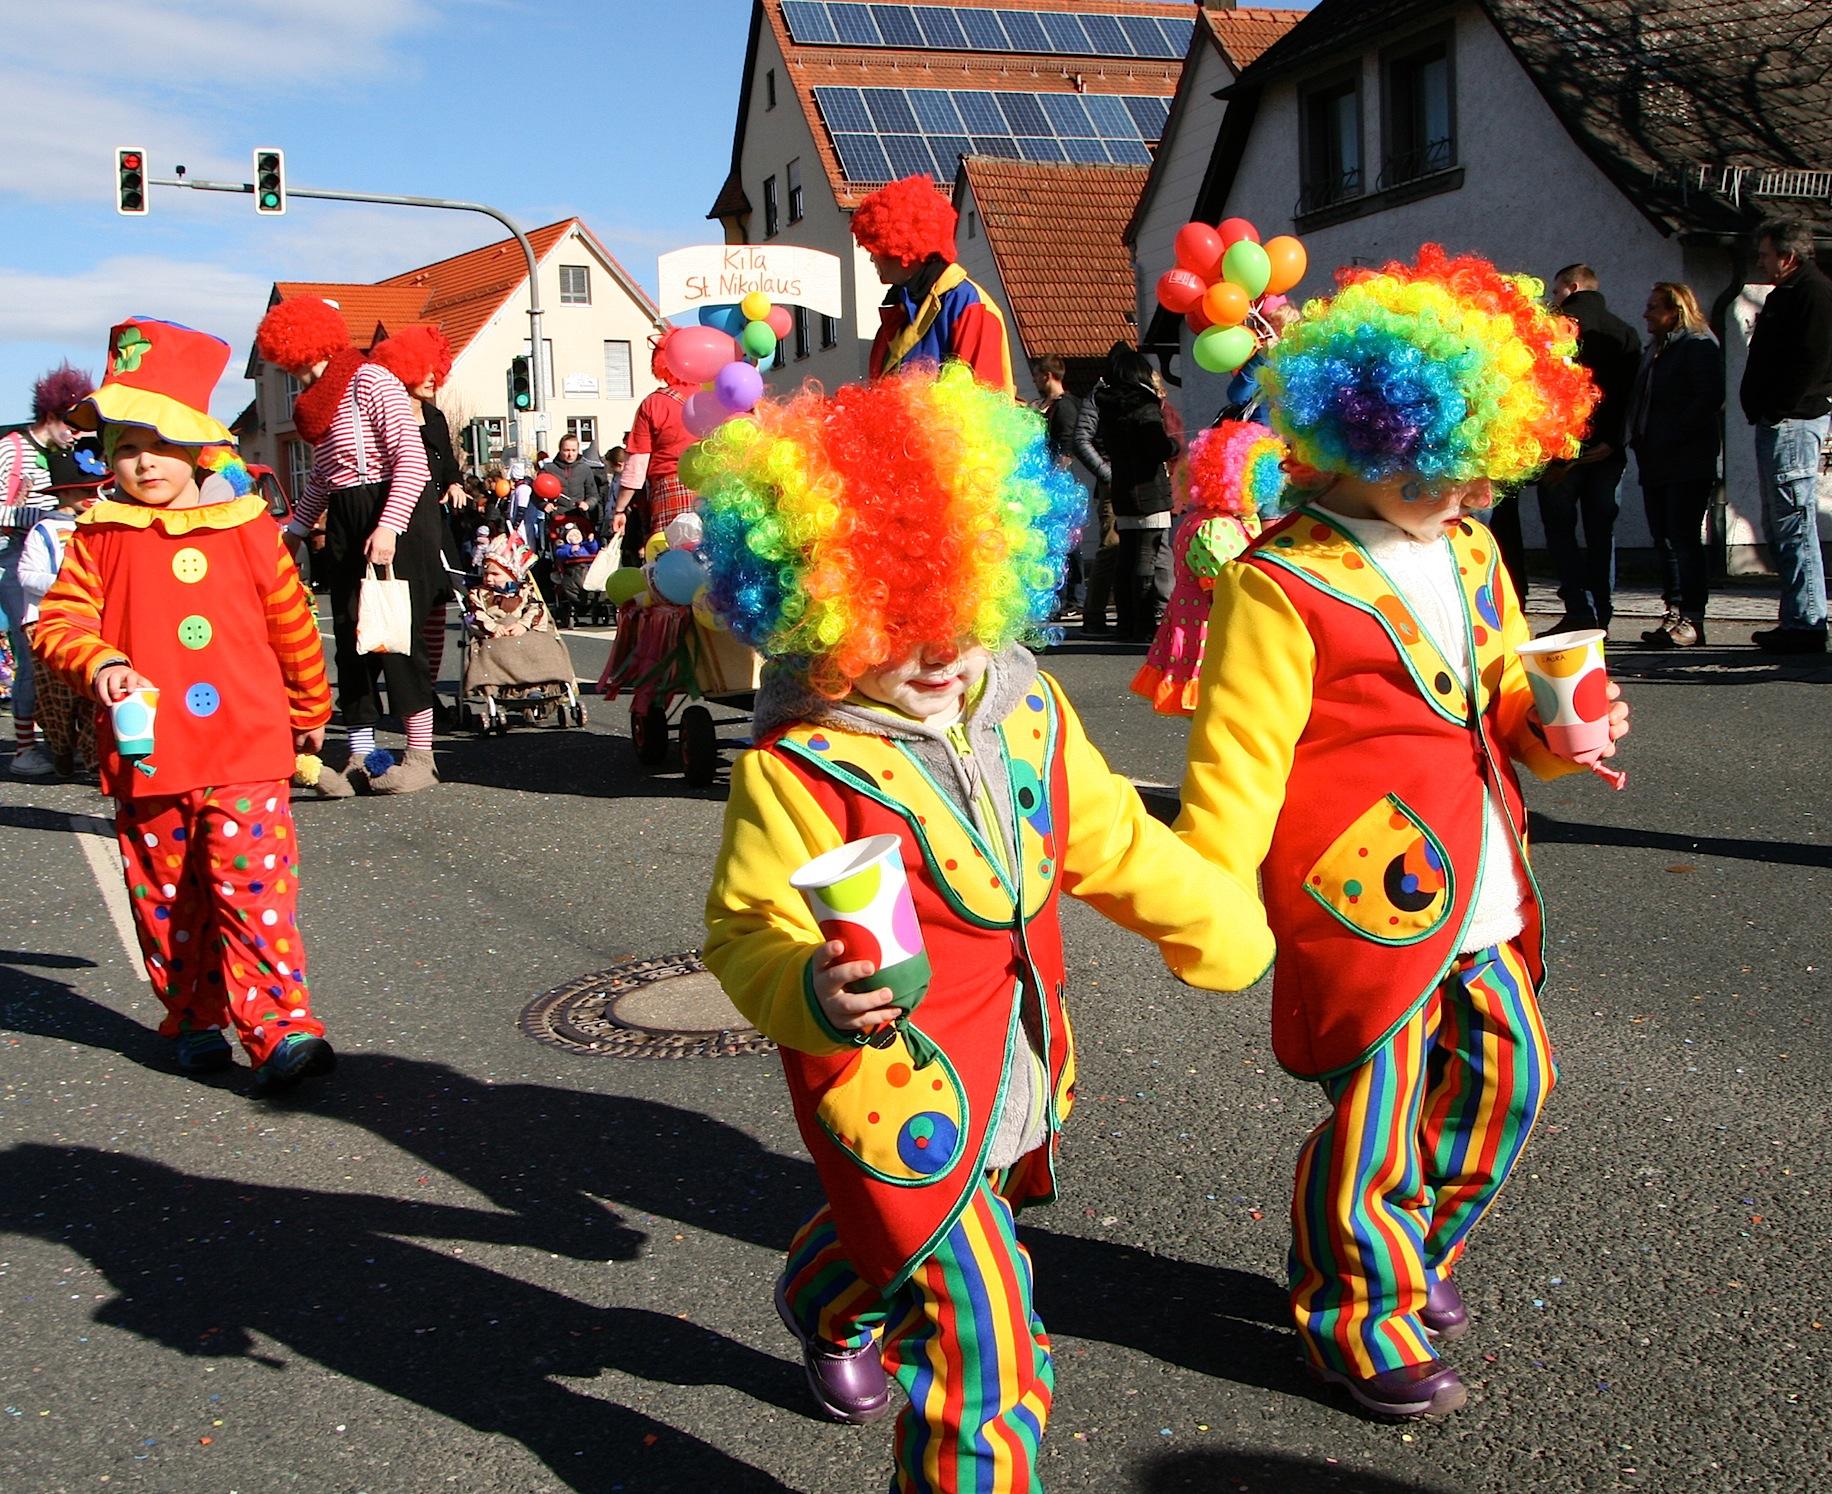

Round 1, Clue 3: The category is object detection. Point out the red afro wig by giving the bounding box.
[32,362,95,423]
[850,176,957,267]
[370,324,453,390]
[255,297,351,374]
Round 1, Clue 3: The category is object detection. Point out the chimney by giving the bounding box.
[1201,0,1238,10]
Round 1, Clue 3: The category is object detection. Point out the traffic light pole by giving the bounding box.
[149,173,545,417]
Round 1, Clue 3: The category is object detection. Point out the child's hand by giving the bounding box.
[295,726,325,756]
[94,664,154,705]
[810,940,900,1034]
[1595,680,1630,758]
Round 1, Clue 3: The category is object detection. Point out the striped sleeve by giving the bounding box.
[359,367,430,533]
[31,529,123,690]
[264,528,333,731]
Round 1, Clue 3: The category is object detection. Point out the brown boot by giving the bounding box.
[369,748,439,794]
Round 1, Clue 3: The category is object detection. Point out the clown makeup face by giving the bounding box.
[1319,473,1495,543]
[853,641,990,724]
[110,428,202,509]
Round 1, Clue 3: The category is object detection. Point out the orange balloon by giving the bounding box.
[492,478,511,498]
[1263,236,1308,296]
[1202,281,1251,327]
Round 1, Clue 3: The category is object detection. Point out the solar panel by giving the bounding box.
[784,5,1193,58]
[973,136,1022,159]
[1061,137,1110,164]
[813,86,874,132]
[831,4,882,44]
[1017,137,1067,163]
[870,4,925,47]
[1083,93,1137,138]
[1079,13,1130,54]
[957,9,1009,48]
[1124,95,1171,137]
[882,133,936,178]
[833,133,893,181]
[928,134,972,174]
[1040,13,1094,54]
[1118,14,1171,57]
[912,5,968,47]
[863,87,920,132]
[995,92,1051,136]
[1039,92,1094,136]
[998,10,1050,50]
[781,1,837,43]
[1161,17,1196,54]
[954,91,1010,134]
[910,89,965,132]
[1105,138,1153,166]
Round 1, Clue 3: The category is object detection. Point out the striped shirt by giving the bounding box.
[0,430,54,534]
[292,364,430,534]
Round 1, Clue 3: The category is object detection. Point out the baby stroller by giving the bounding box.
[458,534,587,734]
[551,522,611,628]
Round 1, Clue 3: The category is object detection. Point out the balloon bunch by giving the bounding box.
[603,511,715,615]
[672,291,801,438]
[1153,218,1308,375]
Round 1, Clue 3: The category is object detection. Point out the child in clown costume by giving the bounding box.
[1132,420,1284,715]
[1175,247,1630,1417]
[33,318,337,1093]
[701,365,1273,1493]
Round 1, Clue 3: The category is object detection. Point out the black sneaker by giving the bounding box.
[1753,626,1828,655]
[252,1034,337,1096]
[174,1028,234,1074]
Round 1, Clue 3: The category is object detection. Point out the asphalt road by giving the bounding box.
[1,612,1828,1493]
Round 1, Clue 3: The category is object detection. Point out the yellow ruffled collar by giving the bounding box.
[80,496,268,534]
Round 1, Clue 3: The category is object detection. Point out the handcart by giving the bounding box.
[598,599,759,786]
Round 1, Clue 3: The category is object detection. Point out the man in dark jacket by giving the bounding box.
[1093,349,1178,642]
[1536,265,1644,633]
[1740,218,1832,653]
[1032,355,1086,621]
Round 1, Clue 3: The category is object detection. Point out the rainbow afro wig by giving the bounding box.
[196,445,254,495]
[1185,421,1289,521]
[850,176,958,267]
[693,363,1084,697]
[1260,244,1597,486]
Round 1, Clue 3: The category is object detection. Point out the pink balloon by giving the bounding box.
[766,305,794,339]
[681,389,730,437]
[664,326,738,386]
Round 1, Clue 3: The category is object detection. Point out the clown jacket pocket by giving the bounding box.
[814,1023,968,1187]
[1302,794,1453,945]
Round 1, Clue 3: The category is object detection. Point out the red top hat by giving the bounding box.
[72,317,234,446]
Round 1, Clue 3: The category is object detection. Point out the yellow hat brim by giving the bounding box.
[74,387,234,447]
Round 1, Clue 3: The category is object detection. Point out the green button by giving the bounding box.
[178,614,213,649]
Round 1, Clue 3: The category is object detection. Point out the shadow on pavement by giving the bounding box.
[1139,1447,1453,1493]
[429,713,735,804]
[1527,810,1832,869]
[1607,644,1832,687]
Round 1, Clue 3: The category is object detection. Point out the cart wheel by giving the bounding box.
[633,701,669,765]
[456,698,471,731]
[571,701,589,727]
[681,705,718,786]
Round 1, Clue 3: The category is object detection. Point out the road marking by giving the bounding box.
[66,812,148,979]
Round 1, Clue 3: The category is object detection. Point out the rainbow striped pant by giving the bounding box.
[781,1175,1052,1494]
[1289,938,1555,1378]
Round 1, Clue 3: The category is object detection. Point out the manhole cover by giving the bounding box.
[519,951,776,1059]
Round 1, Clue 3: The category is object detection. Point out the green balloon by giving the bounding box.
[1222,239,1272,300]
[605,568,648,604]
[1193,324,1256,374]
[741,319,778,359]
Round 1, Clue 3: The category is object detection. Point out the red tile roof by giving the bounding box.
[958,156,1150,360]
[267,284,434,352]
[1202,6,1308,70]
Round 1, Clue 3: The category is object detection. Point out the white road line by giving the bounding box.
[66,812,147,979]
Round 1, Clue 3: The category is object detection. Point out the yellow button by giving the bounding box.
[172,547,208,584]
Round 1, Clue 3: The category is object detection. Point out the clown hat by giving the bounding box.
[43,437,111,493]
[72,317,234,446]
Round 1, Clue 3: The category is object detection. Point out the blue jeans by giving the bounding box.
[1753,417,1830,631]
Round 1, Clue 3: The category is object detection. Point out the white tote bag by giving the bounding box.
[356,565,414,656]
[581,546,617,595]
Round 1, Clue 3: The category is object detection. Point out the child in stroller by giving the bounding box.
[551,515,608,627]
[459,533,585,732]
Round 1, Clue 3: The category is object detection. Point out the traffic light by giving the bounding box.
[115,147,147,215]
[253,148,285,214]
[508,355,533,412]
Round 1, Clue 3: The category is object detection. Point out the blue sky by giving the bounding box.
[1,1,1319,424]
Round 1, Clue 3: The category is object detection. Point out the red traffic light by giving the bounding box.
[115,146,148,216]
[121,152,141,170]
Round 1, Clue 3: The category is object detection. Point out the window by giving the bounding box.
[787,159,804,223]
[281,368,301,404]
[767,67,777,109]
[1382,37,1455,186]
[820,313,839,349]
[965,209,977,240]
[285,438,310,505]
[1298,72,1362,214]
[793,305,811,361]
[603,340,633,400]
[566,417,597,449]
[559,265,591,304]
[763,174,780,237]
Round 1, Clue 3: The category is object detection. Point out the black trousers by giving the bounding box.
[1115,524,1172,641]
[1488,491,1529,604]
[1642,478,1714,617]
[1538,456,1626,625]
[322,482,440,725]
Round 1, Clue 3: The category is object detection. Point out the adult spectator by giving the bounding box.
[0,362,93,776]
[598,444,627,533]
[851,176,1014,394]
[613,333,699,563]
[1629,282,1724,648]
[541,434,608,515]
[1740,218,1832,654]
[1071,343,1124,634]
[1536,264,1642,634]
[1032,355,1086,620]
[256,296,438,795]
[1094,348,1179,642]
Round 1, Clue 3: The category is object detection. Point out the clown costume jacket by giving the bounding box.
[870,259,1016,396]
[705,646,1273,1293]
[1176,508,1582,1083]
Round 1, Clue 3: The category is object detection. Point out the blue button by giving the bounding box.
[185,683,221,717]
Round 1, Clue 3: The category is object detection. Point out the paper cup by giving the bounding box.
[110,686,160,758]
[1516,628,1611,761]
[791,834,931,1008]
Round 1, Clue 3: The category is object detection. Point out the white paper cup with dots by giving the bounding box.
[110,686,160,759]
[790,834,932,1013]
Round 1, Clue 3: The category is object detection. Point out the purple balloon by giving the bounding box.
[682,389,730,438]
[714,360,765,413]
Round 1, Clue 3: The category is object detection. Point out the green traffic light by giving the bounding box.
[260,192,279,209]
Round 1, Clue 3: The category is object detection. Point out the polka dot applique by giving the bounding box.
[1375,596,1421,646]
[1309,523,1333,542]
[174,929,191,944]
[807,735,831,752]
[1475,584,1502,629]
[1434,671,1454,696]
[142,832,158,848]
[184,683,221,717]
[1473,626,1490,647]
[160,882,177,898]
[153,907,170,922]
[176,615,213,649]
[1025,693,1045,712]
[220,882,235,897]
[171,547,209,584]
[261,909,279,926]
[264,798,277,813]
[250,825,264,839]
[1038,859,1053,880]
[221,820,239,837]
[944,858,959,871]
[1341,553,1365,570]
[264,855,277,869]
[1470,548,1488,565]
[171,826,187,842]
[1274,534,1295,547]
[235,798,252,814]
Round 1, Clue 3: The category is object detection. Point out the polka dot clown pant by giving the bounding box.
[115,779,323,1066]
[780,1173,1053,1493]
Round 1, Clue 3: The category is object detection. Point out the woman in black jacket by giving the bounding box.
[1629,282,1724,647]
[1093,349,1180,641]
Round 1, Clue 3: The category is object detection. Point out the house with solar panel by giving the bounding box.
[709,0,1210,397]
[1147,0,1832,570]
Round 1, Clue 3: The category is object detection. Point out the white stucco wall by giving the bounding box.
[1131,41,1234,335]
[951,179,1041,404]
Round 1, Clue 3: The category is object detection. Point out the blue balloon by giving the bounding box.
[697,304,747,337]
[652,547,708,606]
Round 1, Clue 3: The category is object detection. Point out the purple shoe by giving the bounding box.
[774,1281,893,1425]
[1310,1359,1468,1419]
[1421,1275,1470,1340]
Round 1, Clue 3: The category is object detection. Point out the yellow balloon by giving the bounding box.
[740,291,772,322]
[643,531,670,563]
